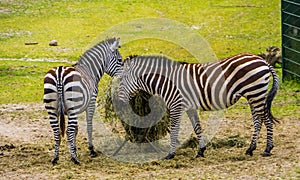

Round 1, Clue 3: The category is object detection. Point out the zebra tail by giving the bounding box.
[57,78,65,137]
[266,64,280,124]
[58,94,65,137]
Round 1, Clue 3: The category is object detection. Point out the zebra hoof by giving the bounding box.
[261,151,272,157]
[89,146,97,157]
[261,145,273,157]
[90,150,98,158]
[245,146,256,156]
[196,147,206,158]
[71,157,81,165]
[195,153,204,158]
[51,157,59,165]
[196,152,205,158]
[245,150,253,156]
[164,153,175,160]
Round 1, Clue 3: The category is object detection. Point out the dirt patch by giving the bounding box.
[0,102,299,179]
[0,103,89,144]
[0,103,50,143]
[0,8,10,14]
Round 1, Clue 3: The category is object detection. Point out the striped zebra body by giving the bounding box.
[44,38,122,164]
[118,53,279,159]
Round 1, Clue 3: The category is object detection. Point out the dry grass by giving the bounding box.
[0,90,299,179]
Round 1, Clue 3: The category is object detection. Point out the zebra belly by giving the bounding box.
[191,89,242,111]
[201,94,241,111]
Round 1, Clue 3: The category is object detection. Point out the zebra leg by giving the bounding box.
[246,105,262,156]
[186,109,206,158]
[164,109,183,160]
[52,130,61,164]
[67,114,80,165]
[262,117,274,156]
[86,98,97,157]
[51,118,61,165]
[48,111,61,165]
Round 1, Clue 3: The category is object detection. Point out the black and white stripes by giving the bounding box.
[118,53,279,159]
[44,38,122,164]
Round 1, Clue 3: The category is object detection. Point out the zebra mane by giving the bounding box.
[123,55,205,66]
[75,37,117,65]
[178,61,189,64]
[124,54,139,62]
[123,54,238,68]
[123,55,184,69]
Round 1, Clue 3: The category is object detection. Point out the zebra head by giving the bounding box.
[105,37,123,77]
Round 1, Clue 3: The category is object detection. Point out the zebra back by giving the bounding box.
[120,53,278,112]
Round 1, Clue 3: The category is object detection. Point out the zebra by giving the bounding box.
[117,53,279,159]
[258,46,281,67]
[43,37,123,165]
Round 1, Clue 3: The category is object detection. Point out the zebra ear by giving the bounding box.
[110,37,120,51]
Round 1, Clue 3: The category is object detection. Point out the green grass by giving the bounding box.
[0,0,281,59]
[0,0,284,104]
[0,60,70,104]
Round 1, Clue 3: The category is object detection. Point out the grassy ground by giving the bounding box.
[1,0,280,59]
[0,0,281,104]
[0,60,71,104]
[1,0,299,179]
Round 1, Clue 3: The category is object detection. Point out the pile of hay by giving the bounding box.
[102,81,170,143]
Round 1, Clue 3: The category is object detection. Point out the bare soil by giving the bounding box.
[0,102,299,179]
